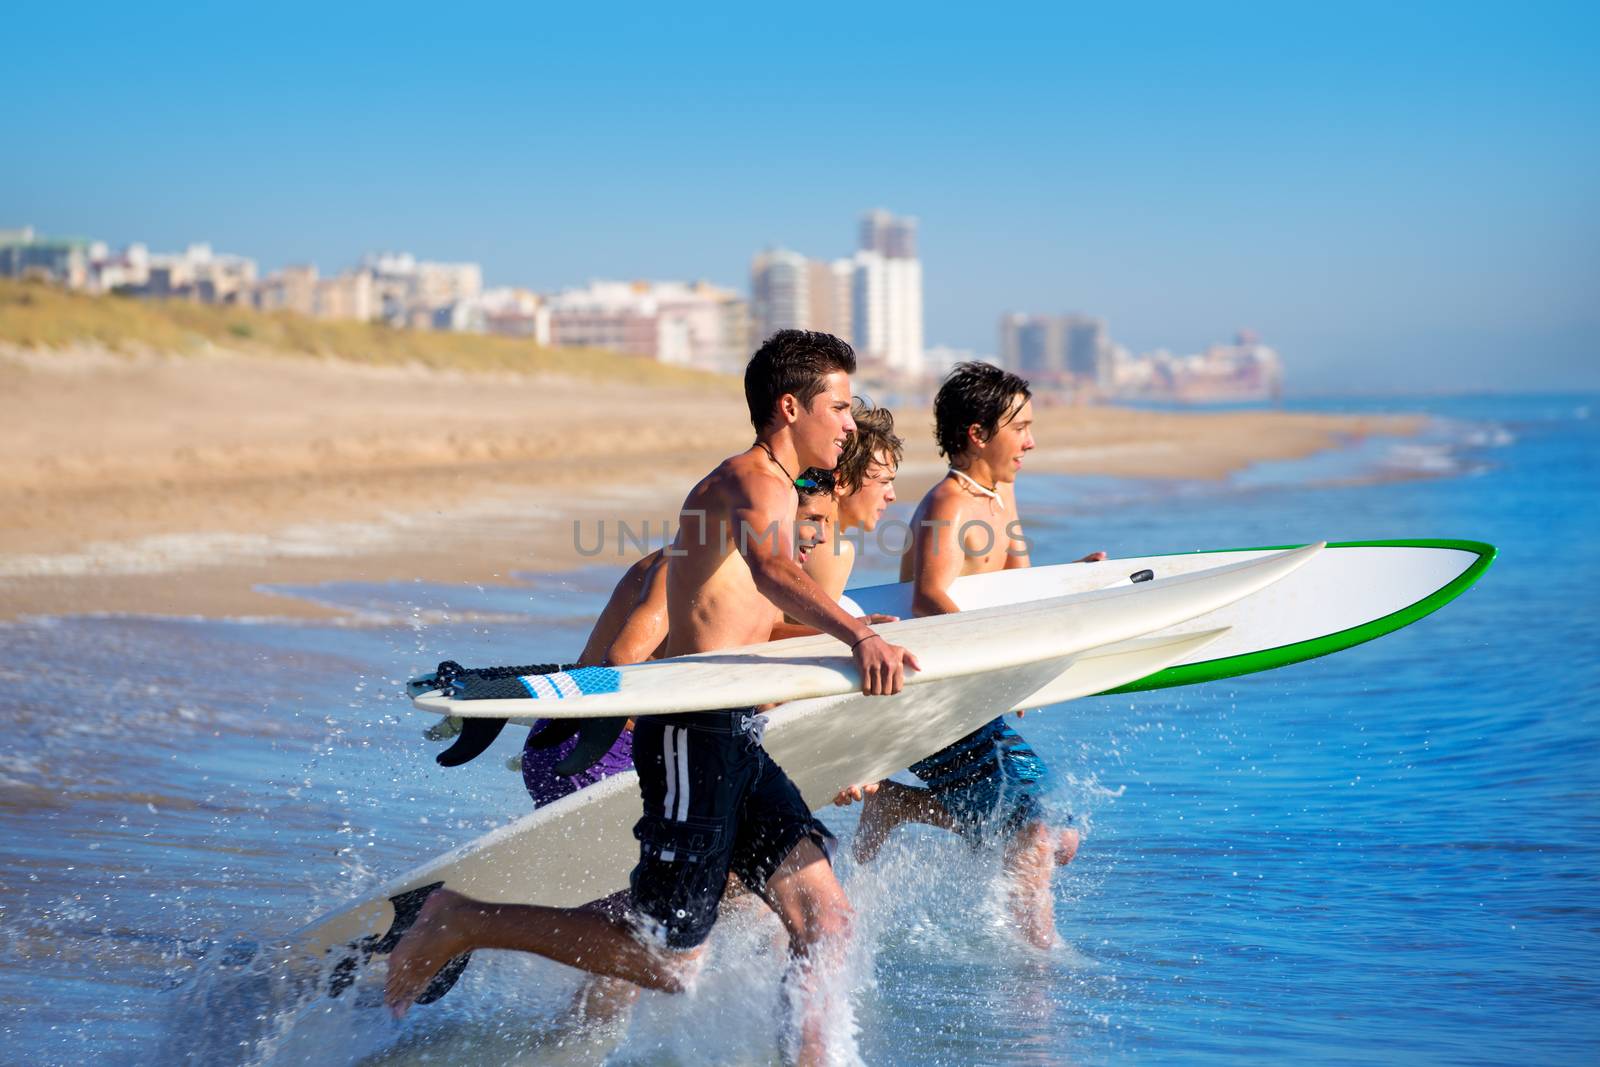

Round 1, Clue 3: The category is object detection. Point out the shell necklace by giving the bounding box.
[948,467,1004,510]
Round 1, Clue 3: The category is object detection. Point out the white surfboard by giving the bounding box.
[845,539,1494,697]
[411,543,1322,720]
[295,625,1227,997]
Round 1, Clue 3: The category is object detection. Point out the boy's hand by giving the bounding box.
[857,613,898,625]
[1075,551,1108,563]
[853,634,920,695]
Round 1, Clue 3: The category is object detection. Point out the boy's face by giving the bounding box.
[795,494,837,563]
[791,372,856,470]
[841,451,897,532]
[970,395,1035,482]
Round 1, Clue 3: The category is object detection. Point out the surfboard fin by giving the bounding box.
[552,717,627,777]
[419,660,579,767]
[435,718,509,767]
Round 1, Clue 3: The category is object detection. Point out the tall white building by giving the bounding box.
[852,248,924,377]
[810,257,855,348]
[851,210,924,377]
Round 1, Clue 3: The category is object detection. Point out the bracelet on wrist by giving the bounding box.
[850,632,880,650]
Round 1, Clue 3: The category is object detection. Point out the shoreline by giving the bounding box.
[0,345,1425,623]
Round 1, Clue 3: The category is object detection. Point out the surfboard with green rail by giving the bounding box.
[842,539,1494,697]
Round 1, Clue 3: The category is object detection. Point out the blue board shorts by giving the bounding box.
[909,716,1052,841]
[628,709,836,950]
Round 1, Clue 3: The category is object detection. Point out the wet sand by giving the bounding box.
[0,345,1422,620]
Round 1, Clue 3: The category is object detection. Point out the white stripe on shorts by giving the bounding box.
[659,727,681,861]
[674,727,691,822]
[662,727,679,820]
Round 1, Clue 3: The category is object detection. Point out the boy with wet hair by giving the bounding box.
[849,362,1101,949]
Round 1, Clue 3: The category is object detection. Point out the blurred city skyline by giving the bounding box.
[6,2,1596,394]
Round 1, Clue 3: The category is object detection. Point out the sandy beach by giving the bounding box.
[0,343,1422,621]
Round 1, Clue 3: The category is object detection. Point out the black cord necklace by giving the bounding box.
[757,441,798,487]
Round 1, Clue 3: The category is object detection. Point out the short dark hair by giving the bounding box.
[796,466,836,502]
[836,398,904,493]
[933,362,1032,460]
[745,330,857,432]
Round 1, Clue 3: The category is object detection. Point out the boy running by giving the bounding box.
[850,362,1100,949]
[386,331,917,1063]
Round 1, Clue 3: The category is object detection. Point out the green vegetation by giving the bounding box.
[0,279,734,389]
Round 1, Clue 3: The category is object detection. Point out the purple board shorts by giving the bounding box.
[521,720,635,808]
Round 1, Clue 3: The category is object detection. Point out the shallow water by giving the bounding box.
[1,393,1596,1065]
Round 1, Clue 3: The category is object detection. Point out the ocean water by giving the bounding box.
[1,393,1596,1066]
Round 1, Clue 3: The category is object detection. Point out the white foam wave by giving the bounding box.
[1381,443,1463,475]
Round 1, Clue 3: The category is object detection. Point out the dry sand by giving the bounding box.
[0,345,1423,620]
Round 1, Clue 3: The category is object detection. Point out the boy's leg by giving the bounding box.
[985,724,1074,948]
[1002,820,1062,949]
[761,837,854,1065]
[852,779,959,863]
[859,717,1079,946]
[732,743,854,1064]
[387,715,746,1018]
[564,975,641,1027]
[384,888,701,1017]
[854,716,1015,864]
[557,890,644,1027]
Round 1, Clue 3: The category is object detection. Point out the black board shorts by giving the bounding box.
[629,709,836,950]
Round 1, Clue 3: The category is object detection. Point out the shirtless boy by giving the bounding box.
[507,467,843,1026]
[386,331,918,1062]
[850,362,1101,949]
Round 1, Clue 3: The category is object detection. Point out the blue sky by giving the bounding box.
[7,2,1597,392]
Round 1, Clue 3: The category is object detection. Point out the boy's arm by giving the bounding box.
[770,612,895,642]
[577,550,661,664]
[1002,487,1031,570]
[604,555,670,666]
[909,497,965,617]
[1003,516,1031,570]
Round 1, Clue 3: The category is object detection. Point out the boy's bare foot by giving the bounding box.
[1055,826,1081,866]
[384,887,474,1018]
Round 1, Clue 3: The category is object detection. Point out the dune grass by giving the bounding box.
[0,279,734,388]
